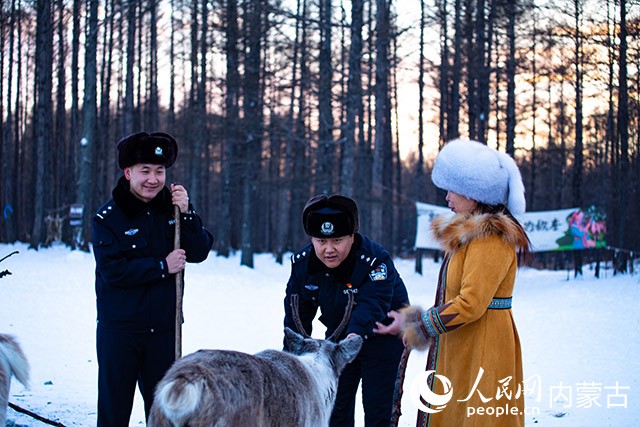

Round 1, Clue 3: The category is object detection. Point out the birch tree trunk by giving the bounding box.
[572,0,584,207]
[572,0,585,275]
[316,0,334,194]
[241,0,264,267]
[148,0,159,131]
[371,0,392,247]
[289,0,310,249]
[529,15,538,210]
[53,0,66,215]
[505,0,516,156]
[69,0,81,245]
[30,0,53,249]
[447,0,462,140]
[76,0,98,250]
[97,0,115,198]
[219,0,240,257]
[189,0,208,206]
[616,0,629,271]
[168,0,176,131]
[339,0,363,197]
[123,0,137,137]
[277,0,306,261]
[3,0,17,242]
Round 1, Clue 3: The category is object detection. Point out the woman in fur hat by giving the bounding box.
[375,139,531,427]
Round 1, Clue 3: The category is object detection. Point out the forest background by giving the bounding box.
[0,0,638,270]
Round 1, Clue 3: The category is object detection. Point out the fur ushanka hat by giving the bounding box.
[302,194,359,238]
[431,139,526,215]
[116,131,178,169]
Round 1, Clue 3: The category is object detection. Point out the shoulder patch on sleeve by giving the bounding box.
[369,263,388,281]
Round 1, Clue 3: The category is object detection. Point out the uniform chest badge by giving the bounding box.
[369,263,387,281]
[305,284,319,291]
[124,228,139,236]
[343,282,358,294]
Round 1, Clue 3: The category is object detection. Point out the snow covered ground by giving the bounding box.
[1,241,638,426]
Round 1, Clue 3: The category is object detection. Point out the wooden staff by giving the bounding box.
[174,205,183,360]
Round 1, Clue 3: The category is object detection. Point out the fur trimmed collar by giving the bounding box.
[112,176,173,218]
[431,212,529,253]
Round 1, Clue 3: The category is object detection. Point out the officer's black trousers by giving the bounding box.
[96,327,174,427]
[330,334,405,427]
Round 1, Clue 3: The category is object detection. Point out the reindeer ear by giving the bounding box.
[284,327,304,353]
[335,335,363,369]
[284,326,301,339]
[284,328,322,355]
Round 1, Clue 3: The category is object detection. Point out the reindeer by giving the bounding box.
[148,328,361,427]
[148,294,360,427]
[0,253,30,425]
[0,334,30,426]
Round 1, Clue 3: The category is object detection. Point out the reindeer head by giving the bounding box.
[284,327,363,375]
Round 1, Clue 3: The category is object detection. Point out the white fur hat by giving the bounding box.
[431,139,526,215]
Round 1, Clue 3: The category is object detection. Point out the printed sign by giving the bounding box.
[69,204,84,227]
[415,202,606,252]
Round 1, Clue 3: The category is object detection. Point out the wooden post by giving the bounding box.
[414,249,423,275]
[174,205,183,360]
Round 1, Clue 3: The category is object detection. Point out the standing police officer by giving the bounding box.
[284,194,409,427]
[92,132,213,426]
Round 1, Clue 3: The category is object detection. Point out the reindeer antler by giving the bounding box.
[327,291,356,342]
[290,291,356,342]
[289,294,311,338]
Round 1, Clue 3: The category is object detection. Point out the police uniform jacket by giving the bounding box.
[284,233,409,340]
[93,176,213,333]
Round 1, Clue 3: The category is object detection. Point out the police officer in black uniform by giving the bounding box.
[92,132,213,427]
[284,194,409,427]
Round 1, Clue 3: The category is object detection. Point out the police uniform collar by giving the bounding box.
[113,176,173,218]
